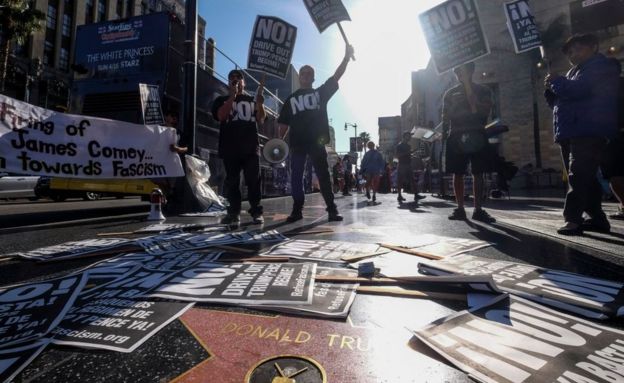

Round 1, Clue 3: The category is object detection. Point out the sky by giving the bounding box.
[199,0,446,154]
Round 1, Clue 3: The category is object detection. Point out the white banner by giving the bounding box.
[0,94,184,178]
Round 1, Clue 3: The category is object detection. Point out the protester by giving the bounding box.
[212,69,266,227]
[360,141,385,204]
[278,43,354,223]
[442,61,495,223]
[544,33,620,235]
[342,153,353,196]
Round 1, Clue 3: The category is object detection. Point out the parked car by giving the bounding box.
[35,177,158,202]
[0,172,41,200]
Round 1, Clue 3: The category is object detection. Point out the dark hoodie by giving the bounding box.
[545,53,621,143]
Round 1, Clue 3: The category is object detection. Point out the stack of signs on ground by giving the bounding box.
[419,254,624,320]
[145,262,316,305]
[136,230,287,255]
[260,239,387,264]
[245,267,359,318]
[133,223,226,234]
[412,294,624,383]
[0,340,48,382]
[9,238,136,262]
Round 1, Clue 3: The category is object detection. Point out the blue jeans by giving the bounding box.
[290,144,337,213]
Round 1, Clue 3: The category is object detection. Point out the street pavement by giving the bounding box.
[1,190,623,382]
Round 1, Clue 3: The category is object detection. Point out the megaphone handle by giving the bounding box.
[282,128,290,141]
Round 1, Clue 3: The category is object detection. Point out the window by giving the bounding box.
[62,14,71,37]
[44,41,55,67]
[97,0,106,22]
[47,3,58,30]
[85,0,94,24]
[59,48,69,70]
[116,0,123,19]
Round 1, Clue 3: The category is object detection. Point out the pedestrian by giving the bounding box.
[442,61,495,223]
[395,132,425,205]
[332,157,345,194]
[211,69,266,227]
[360,141,385,205]
[278,43,354,222]
[544,33,620,235]
[342,154,353,196]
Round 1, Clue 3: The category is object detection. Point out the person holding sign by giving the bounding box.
[544,33,620,235]
[442,61,495,223]
[212,70,266,227]
[278,43,355,223]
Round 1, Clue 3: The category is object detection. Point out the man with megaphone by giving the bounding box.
[278,43,354,223]
[212,69,266,228]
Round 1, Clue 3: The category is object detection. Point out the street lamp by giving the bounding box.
[344,122,357,151]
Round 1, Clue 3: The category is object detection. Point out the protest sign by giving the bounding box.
[0,274,87,348]
[382,234,491,258]
[136,230,286,255]
[247,267,358,318]
[53,267,193,352]
[0,340,48,383]
[11,237,136,262]
[413,294,624,383]
[303,0,351,33]
[504,0,541,53]
[146,262,316,305]
[260,239,386,264]
[0,94,184,178]
[139,83,164,125]
[419,254,624,320]
[133,222,225,234]
[247,15,297,79]
[419,0,490,73]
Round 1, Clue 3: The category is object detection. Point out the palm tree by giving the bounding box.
[0,0,45,92]
[358,131,371,152]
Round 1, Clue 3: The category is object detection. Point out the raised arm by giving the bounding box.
[331,44,354,83]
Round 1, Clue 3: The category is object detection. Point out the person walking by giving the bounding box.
[211,69,266,228]
[442,61,495,223]
[278,43,354,223]
[395,132,425,205]
[342,154,353,196]
[360,141,385,205]
[544,34,620,235]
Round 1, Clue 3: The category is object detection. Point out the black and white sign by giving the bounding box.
[260,239,386,263]
[247,15,297,79]
[0,274,87,348]
[303,0,351,33]
[413,294,624,383]
[133,223,225,234]
[0,340,48,383]
[419,0,490,73]
[419,254,624,320]
[11,237,135,262]
[139,83,164,125]
[53,267,193,352]
[247,267,358,318]
[136,230,286,255]
[504,0,541,53]
[145,262,316,305]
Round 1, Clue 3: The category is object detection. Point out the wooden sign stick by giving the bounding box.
[378,243,443,260]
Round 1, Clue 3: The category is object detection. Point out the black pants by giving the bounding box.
[560,137,607,225]
[223,154,262,216]
[290,144,336,213]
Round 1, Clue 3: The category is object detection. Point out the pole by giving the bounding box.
[337,23,355,61]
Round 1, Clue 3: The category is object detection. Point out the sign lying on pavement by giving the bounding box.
[419,254,624,319]
[145,262,316,305]
[260,239,386,263]
[413,294,624,383]
[0,94,184,178]
[136,230,287,255]
[303,0,351,33]
[0,340,48,383]
[247,15,297,79]
[0,274,87,348]
[11,237,135,262]
[53,267,193,352]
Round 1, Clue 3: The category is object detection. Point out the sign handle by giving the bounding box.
[337,23,355,61]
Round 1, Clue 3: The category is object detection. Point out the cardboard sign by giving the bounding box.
[303,0,351,33]
[0,340,48,383]
[419,0,490,73]
[504,0,541,53]
[136,230,286,255]
[52,267,194,352]
[247,15,297,79]
[133,223,225,234]
[419,254,624,320]
[11,237,135,262]
[0,94,184,178]
[145,262,316,305]
[413,294,624,383]
[0,274,87,348]
[138,83,164,125]
[260,239,386,264]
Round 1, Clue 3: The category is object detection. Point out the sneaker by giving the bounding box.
[609,207,624,220]
[251,213,264,224]
[581,218,610,233]
[448,207,467,220]
[328,211,343,221]
[472,209,496,223]
[397,195,406,202]
[365,190,371,199]
[220,214,240,227]
[286,211,303,223]
[557,222,583,236]
[414,194,426,200]
[372,194,376,203]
